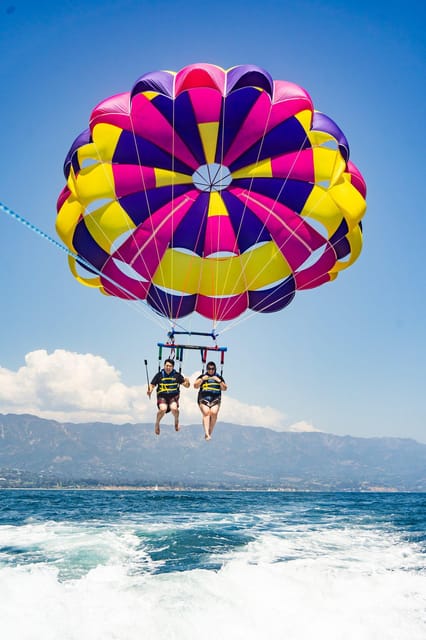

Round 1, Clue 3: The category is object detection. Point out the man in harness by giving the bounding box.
[148,358,190,435]
[194,361,227,440]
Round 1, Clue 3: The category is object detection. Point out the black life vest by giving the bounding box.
[157,370,180,395]
[199,376,222,396]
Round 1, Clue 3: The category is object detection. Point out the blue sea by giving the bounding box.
[0,490,425,639]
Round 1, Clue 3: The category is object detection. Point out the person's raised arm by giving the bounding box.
[147,373,158,397]
[147,383,155,397]
[194,374,207,389]
[213,375,227,391]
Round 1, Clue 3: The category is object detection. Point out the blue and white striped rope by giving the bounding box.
[0,200,197,335]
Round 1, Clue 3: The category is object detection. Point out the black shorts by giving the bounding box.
[199,395,221,408]
[157,395,180,413]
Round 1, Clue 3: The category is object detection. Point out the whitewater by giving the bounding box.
[0,490,425,640]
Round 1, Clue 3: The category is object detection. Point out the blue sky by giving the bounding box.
[0,0,425,441]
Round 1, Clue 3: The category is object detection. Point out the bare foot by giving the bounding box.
[175,423,180,432]
[204,434,211,441]
[155,424,160,435]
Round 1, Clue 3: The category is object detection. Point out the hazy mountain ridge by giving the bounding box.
[0,414,425,490]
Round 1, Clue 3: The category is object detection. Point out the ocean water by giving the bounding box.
[0,491,425,640]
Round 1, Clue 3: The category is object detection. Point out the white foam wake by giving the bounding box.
[0,522,425,640]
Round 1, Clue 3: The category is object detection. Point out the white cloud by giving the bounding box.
[285,420,319,433]
[0,350,147,424]
[0,350,318,432]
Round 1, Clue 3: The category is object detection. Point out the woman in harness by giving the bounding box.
[194,361,227,440]
[148,358,190,435]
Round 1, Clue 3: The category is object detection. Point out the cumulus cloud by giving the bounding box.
[0,350,318,432]
[0,350,147,424]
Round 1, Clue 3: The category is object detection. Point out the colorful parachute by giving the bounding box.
[56,63,366,321]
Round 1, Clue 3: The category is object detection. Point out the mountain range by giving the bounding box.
[0,413,425,490]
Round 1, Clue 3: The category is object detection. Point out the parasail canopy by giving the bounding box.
[56,63,367,323]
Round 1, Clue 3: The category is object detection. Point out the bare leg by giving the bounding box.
[170,402,180,431]
[155,404,167,435]
[199,403,212,440]
[208,404,220,437]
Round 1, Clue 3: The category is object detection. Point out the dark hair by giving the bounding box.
[164,358,175,367]
[206,361,216,370]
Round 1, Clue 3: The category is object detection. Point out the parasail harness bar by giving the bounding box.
[157,330,227,374]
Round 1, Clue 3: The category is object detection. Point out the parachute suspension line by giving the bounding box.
[217,112,349,334]
[173,196,209,324]
[79,103,169,323]
[128,100,171,322]
[212,78,232,336]
[74,125,143,294]
[218,98,274,321]
[220,252,329,336]
[0,200,170,332]
[234,106,352,323]
[215,98,272,323]
[214,83,232,324]
[127,83,203,329]
[219,188,336,336]
[217,126,312,327]
[171,73,215,330]
[211,90,229,325]
[162,76,208,333]
[220,184,337,334]
[168,72,177,323]
[217,87,349,329]
[90,108,171,302]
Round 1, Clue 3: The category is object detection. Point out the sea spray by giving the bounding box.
[0,491,425,639]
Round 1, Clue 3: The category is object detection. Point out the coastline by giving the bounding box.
[0,485,407,492]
